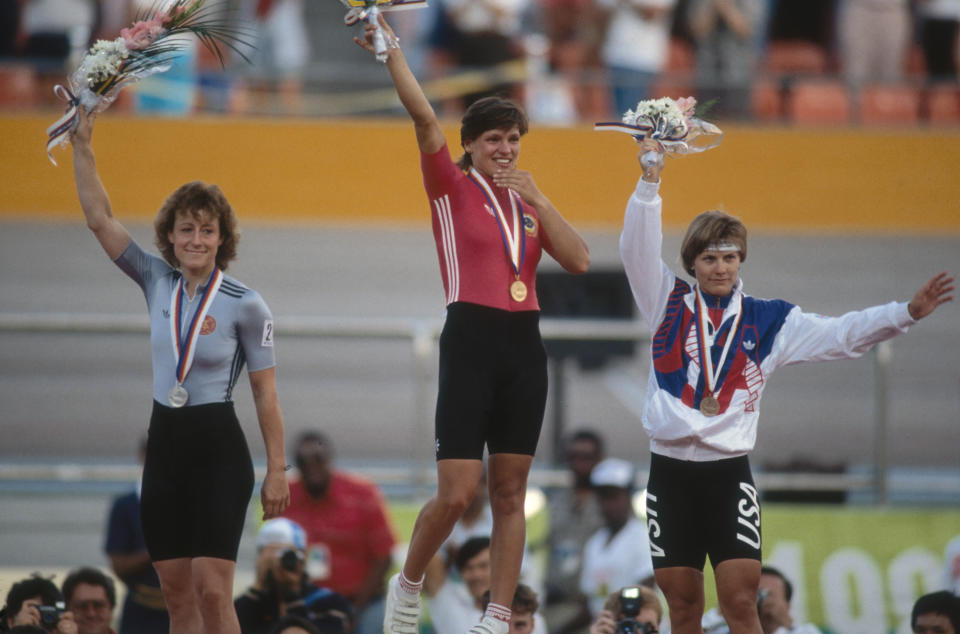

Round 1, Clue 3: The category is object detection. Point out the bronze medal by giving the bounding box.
[699,395,720,417]
[510,279,527,302]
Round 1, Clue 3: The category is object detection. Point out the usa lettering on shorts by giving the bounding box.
[646,491,666,558]
[736,481,761,550]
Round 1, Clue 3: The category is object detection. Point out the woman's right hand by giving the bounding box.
[71,106,95,148]
[638,139,664,183]
[353,13,398,57]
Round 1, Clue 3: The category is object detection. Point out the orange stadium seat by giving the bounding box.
[927,84,960,124]
[787,79,851,125]
[0,65,38,107]
[765,40,829,74]
[859,84,920,125]
[751,78,783,121]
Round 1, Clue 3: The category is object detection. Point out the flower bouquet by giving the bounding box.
[340,0,428,63]
[46,0,251,165]
[594,96,722,167]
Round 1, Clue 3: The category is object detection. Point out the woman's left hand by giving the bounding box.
[261,470,290,520]
[492,167,544,208]
[907,271,955,320]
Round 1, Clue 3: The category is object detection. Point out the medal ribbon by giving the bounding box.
[695,287,743,399]
[168,268,223,386]
[468,167,526,278]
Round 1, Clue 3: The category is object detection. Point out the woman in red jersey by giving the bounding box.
[353,16,591,634]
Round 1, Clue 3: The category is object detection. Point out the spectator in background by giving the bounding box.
[0,575,77,634]
[442,467,493,566]
[61,568,116,634]
[839,0,910,89]
[579,459,654,618]
[103,438,168,634]
[281,431,395,634]
[543,430,604,634]
[20,0,95,71]
[593,0,677,118]
[426,537,547,634]
[436,0,531,107]
[235,518,352,634]
[687,0,767,119]
[918,0,960,82]
[702,565,823,634]
[268,615,323,634]
[480,584,541,634]
[944,535,960,594]
[587,586,661,634]
[243,0,311,113]
[911,591,960,634]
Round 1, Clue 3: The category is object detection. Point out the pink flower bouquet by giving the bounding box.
[46,0,251,164]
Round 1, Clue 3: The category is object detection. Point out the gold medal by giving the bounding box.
[510,279,527,302]
[699,395,720,417]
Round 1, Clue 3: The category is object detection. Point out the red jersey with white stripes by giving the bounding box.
[421,144,548,311]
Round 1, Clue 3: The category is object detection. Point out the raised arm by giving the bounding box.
[354,15,446,154]
[71,108,131,259]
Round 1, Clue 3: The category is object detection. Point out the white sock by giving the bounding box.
[398,570,423,600]
[484,602,511,624]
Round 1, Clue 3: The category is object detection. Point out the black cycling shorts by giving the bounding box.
[645,453,762,570]
[434,302,548,460]
[141,400,254,562]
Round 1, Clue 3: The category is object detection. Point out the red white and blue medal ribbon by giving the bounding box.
[694,287,742,413]
[167,268,223,407]
[45,85,81,166]
[468,168,526,294]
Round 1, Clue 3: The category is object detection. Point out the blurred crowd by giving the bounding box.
[2,428,959,634]
[1,0,959,122]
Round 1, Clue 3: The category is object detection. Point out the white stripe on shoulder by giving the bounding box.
[434,195,459,304]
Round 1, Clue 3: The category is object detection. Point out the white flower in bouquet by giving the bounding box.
[594,95,721,157]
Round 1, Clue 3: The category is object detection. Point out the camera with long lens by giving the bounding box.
[615,587,656,634]
[279,548,304,572]
[36,602,66,631]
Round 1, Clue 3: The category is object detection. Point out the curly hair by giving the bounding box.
[679,210,747,277]
[153,181,239,271]
[456,96,529,171]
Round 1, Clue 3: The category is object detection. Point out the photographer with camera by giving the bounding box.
[235,518,353,634]
[0,575,77,634]
[61,568,116,634]
[588,586,661,634]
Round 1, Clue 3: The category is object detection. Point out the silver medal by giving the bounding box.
[168,384,189,408]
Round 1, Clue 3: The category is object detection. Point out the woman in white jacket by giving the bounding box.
[619,140,954,634]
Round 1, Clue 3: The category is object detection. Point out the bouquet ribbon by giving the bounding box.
[45,85,81,166]
[594,117,723,156]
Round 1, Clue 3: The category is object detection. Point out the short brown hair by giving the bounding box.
[679,210,747,277]
[153,181,239,271]
[602,586,662,624]
[480,583,540,615]
[456,96,529,171]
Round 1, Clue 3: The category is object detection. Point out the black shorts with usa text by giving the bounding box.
[645,453,762,570]
[434,302,548,460]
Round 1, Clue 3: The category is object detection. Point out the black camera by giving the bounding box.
[615,587,656,634]
[36,602,65,630]
[279,548,304,572]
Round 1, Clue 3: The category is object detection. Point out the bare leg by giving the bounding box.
[715,558,763,634]
[154,558,202,634]
[486,452,533,608]
[655,566,705,634]
[401,459,485,580]
[191,557,242,634]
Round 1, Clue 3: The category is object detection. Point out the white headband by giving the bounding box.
[704,241,739,252]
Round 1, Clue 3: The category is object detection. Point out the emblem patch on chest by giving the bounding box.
[200,315,217,335]
[523,215,538,237]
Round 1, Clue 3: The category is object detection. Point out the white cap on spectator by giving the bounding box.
[590,458,635,489]
[255,518,307,551]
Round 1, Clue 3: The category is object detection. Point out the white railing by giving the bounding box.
[0,312,904,502]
